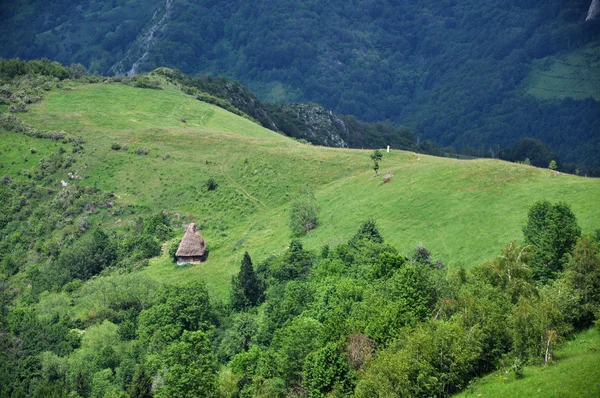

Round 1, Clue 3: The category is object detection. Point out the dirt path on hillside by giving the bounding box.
[218,163,266,207]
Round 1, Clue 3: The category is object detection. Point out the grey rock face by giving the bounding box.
[280,103,349,148]
[111,0,173,76]
[587,0,600,21]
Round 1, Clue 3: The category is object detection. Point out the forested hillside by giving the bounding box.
[1,0,599,171]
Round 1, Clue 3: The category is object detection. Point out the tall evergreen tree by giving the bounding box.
[231,252,264,310]
[127,365,153,398]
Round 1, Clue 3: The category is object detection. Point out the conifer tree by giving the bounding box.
[231,252,264,310]
[128,365,152,398]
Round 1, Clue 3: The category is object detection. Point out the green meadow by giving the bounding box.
[9,82,600,298]
[456,327,600,398]
[525,43,600,101]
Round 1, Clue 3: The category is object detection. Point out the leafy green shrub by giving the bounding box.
[512,357,524,379]
[131,75,162,90]
[206,177,218,191]
[0,113,65,140]
[288,185,319,234]
[111,143,121,150]
[168,238,182,263]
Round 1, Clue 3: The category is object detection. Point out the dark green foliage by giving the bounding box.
[118,213,172,261]
[45,229,117,288]
[342,116,416,151]
[230,252,265,311]
[355,320,483,397]
[320,244,330,259]
[499,137,559,169]
[143,212,172,240]
[303,343,352,397]
[127,365,153,398]
[138,281,216,350]
[168,238,182,263]
[370,149,383,175]
[355,262,440,345]
[270,316,323,384]
[262,239,315,282]
[205,177,218,191]
[3,1,598,169]
[565,236,600,328]
[0,255,20,277]
[0,58,71,80]
[257,280,316,345]
[131,75,161,90]
[523,201,582,281]
[412,244,432,265]
[218,312,258,362]
[156,330,218,398]
[371,252,406,279]
[349,218,384,247]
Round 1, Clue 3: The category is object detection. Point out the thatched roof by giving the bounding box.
[176,223,206,257]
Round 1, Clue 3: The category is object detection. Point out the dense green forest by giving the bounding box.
[1,0,599,171]
[1,62,600,397]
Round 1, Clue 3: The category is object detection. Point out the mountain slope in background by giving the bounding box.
[1,0,599,169]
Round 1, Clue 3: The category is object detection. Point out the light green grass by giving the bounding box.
[0,133,66,177]
[525,43,600,100]
[455,328,600,397]
[14,83,600,298]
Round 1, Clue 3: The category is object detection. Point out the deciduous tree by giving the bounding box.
[523,201,581,281]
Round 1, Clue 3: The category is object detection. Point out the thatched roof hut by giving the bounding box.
[176,223,206,264]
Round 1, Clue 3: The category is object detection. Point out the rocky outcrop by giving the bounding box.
[220,81,278,131]
[273,103,349,148]
[587,0,600,21]
[110,0,173,76]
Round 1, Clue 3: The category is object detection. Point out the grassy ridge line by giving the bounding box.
[455,328,600,397]
[18,83,600,298]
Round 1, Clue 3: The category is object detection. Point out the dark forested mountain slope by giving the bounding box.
[1,0,599,168]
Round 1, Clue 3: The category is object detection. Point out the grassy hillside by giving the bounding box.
[11,82,600,298]
[455,328,600,398]
[525,42,600,101]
